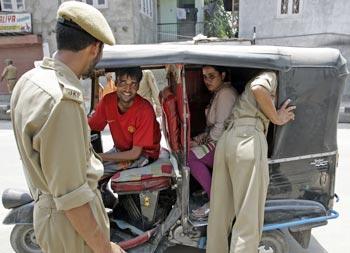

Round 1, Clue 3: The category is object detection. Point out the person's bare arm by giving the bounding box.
[65,203,126,253]
[251,85,295,125]
[99,146,143,162]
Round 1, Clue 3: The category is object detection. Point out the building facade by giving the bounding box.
[238,0,350,115]
[0,0,158,95]
[157,0,204,42]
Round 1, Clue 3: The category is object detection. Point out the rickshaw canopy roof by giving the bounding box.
[97,44,348,74]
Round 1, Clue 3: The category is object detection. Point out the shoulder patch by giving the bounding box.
[62,87,83,103]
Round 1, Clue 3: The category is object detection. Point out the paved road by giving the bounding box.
[1,120,349,253]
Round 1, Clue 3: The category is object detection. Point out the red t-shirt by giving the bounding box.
[88,93,161,159]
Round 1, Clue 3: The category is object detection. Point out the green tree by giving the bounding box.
[204,0,235,38]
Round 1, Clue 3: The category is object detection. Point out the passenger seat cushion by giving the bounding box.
[111,177,172,193]
[110,149,174,183]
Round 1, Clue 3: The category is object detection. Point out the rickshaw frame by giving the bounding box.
[91,43,348,250]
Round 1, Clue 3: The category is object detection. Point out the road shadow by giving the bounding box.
[166,245,203,252]
[286,231,328,253]
[164,232,328,253]
[307,236,329,253]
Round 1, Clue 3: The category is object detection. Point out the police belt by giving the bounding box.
[228,117,265,133]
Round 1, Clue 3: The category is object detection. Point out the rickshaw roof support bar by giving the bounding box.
[181,65,188,164]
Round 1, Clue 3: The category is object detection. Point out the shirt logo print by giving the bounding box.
[128,125,136,133]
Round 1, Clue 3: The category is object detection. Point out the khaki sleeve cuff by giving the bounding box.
[54,182,95,211]
[250,77,272,92]
[250,72,277,94]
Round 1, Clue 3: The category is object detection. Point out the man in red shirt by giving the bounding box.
[89,67,161,177]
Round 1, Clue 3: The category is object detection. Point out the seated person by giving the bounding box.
[189,65,238,219]
[88,67,161,178]
[98,72,117,99]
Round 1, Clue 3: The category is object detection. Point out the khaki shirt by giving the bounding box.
[231,71,277,132]
[138,70,161,113]
[11,57,104,211]
[2,64,17,80]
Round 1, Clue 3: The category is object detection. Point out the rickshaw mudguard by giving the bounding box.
[2,201,34,225]
[2,188,33,209]
[263,199,339,232]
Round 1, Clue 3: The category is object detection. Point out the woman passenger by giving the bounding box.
[189,65,238,219]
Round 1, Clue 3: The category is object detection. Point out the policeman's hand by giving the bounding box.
[276,99,296,125]
[110,242,126,253]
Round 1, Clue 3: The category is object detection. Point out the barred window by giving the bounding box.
[292,0,300,14]
[140,0,153,18]
[278,0,302,17]
[281,0,288,14]
[79,0,108,9]
[0,0,25,12]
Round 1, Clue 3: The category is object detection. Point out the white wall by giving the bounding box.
[239,0,350,101]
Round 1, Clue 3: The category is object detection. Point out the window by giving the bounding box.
[292,0,300,14]
[140,0,153,18]
[0,0,25,12]
[277,0,302,17]
[79,0,108,9]
[280,0,288,14]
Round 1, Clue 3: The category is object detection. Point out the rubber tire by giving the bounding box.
[259,230,289,253]
[10,224,42,253]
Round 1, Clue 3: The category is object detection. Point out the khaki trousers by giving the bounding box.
[206,119,269,253]
[33,191,109,253]
[6,79,16,93]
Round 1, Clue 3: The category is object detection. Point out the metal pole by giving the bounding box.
[252,26,256,45]
[232,0,235,33]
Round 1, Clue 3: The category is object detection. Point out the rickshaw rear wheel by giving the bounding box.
[259,230,289,253]
[10,224,42,253]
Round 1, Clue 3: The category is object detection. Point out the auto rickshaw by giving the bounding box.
[2,43,348,253]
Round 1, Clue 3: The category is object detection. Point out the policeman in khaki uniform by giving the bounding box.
[207,71,296,253]
[11,2,125,253]
[1,59,17,93]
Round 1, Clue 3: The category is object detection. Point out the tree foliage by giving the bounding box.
[204,0,235,38]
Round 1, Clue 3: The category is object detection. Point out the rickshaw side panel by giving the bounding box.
[267,67,346,209]
[267,154,336,209]
[273,67,346,158]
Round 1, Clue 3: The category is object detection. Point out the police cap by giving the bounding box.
[57,1,115,45]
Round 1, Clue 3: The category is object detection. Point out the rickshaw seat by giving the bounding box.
[159,83,191,154]
[176,82,191,153]
[110,149,174,193]
[159,87,181,152]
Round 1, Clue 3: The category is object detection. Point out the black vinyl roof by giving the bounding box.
[97,44,348,75]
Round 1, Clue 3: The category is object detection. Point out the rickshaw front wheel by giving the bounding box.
[10,224,42,253]
[259,230,289,253]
